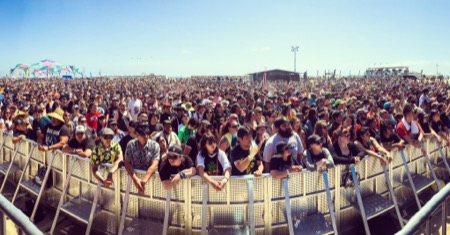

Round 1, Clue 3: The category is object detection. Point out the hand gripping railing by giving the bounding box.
[395,182,450,235]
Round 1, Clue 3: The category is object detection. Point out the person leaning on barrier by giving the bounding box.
[124,122,160,195]
[91,128,123,188]
[269,141,303,179]
[379,120,406,152]
[396,104,426,155]
[429,109,450,146]
[158,145,196,190]
[304,134,335,171]
[332,128,365,165]
[231,127,264,176]
[12,117,33,144]
[355,126,392,167]
[38,108,70,152]
[62,125,95,158]
[263,116,304,173]
[197,133,231,191]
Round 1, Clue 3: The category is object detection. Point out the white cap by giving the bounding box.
[75,125,85,133]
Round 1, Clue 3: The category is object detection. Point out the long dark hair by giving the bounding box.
[199,133,218,157]
[356,126,370,143]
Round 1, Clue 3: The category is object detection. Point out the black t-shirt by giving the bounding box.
[380,133,401,146]
[67,137,95,151]
[185,134,200,164]
[13,128,33,139]
[230,145,262,176]
[421,123,431,134]
[269,155,297,172]
[431,120,444,133]
[119,134,134,155]
[332,142,365,165]
[158,156,194,181]
[149,123,163,135]
[440,112,450,128]
[43,123,70,146]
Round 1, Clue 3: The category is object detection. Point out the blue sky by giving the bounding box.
[1,0,449,77]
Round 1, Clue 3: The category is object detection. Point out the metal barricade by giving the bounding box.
[118,171,172,235]
[0,132,448,235]
[0,140,24,193]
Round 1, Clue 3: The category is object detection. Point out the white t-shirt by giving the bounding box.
[128,98,142,121]
[196,149,232,171]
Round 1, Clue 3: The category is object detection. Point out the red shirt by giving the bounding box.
[397,120,420,139]
[85,112,101,130]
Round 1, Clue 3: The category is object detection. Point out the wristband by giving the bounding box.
[179,171,187,179]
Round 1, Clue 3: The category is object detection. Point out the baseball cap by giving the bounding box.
[75,125,86,133]
[100,128,114,136]
[168,145,183,155]
[307,134,322,147]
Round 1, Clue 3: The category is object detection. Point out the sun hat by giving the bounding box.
[47,108,65,122]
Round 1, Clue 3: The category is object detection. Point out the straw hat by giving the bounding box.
[182,102,195,112]
[47,108,65,122]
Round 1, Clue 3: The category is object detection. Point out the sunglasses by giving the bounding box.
[230,125,239,129]
[103,135,114,140]
[168,154,180,160]
[80,120,87,123]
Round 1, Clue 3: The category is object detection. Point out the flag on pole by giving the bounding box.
[262,72,267,91]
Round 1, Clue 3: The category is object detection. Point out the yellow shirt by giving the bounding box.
[91,141,122,165]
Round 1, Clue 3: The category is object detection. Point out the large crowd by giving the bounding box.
[0,75,449,193]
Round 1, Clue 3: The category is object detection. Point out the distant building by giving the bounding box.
[248,69,300,83]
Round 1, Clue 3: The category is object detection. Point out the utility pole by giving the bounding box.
[291,46,299,72]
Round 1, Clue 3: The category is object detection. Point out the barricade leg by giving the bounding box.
[11,144,36,203]
[85,166,106,235]
[400,150,422,209]
[0,141,22,193]
[436,139,450,175]
[283,178,294,235]
[49,156,76,234]
[322,171,338,234]
[247,177,255,235]
[351,165,371,235]
[383,167,404,227]
[162,188,171,235]
[118,175,132,235]
[30,151,55,222]
[201,182,208,235]
[421,143,442,191]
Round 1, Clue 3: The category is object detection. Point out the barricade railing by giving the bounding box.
[395,182,450,235]
[0,132,449,235]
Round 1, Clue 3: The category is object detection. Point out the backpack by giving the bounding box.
[34,166,53,188]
